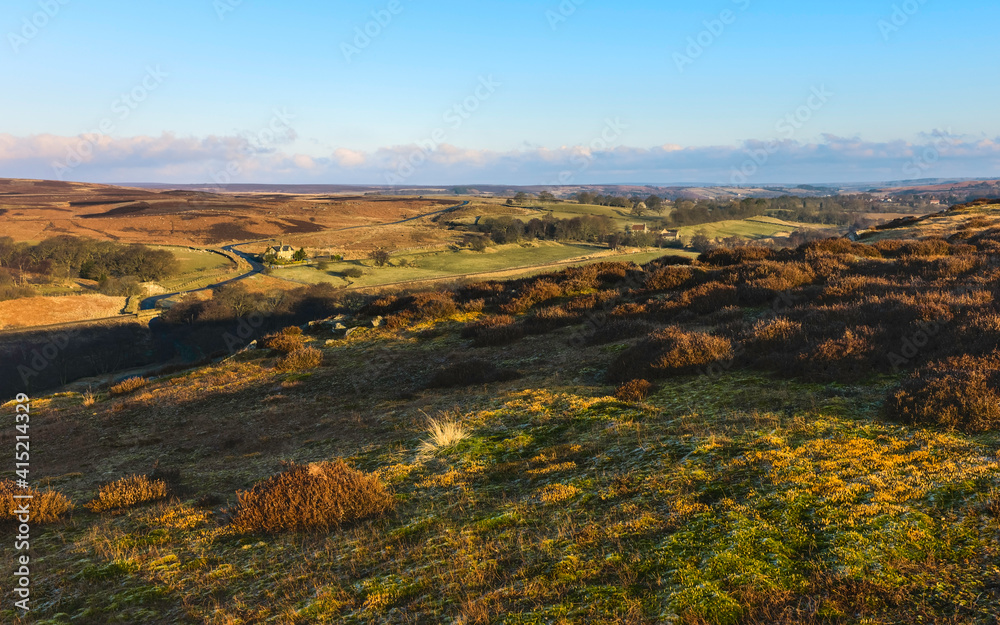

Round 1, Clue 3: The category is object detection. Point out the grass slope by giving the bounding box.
[5,328,1000,623]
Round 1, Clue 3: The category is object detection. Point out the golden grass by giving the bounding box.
[276,346,323,371]
[0,480,73,524]
[419,416,469,456]
[109,376,148,396]
[85,475,169,513]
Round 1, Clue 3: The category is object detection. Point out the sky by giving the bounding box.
[2,0,1000,186]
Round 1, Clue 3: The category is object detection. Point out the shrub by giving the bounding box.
[230,461,394,534]
[411,291,458,320]
[461,298,486,313]
[462,315,525,347]
[608,327,733,382]
[615,379,653,402]
[0,481,73,524]
[677,282,740,315]
[802,238,881,258]
[110,377,148,396]
[748,317,803,346]
[429,359,520,388]
[500,279,564,314]
[523,305,579,334]
[277,347,323,371]
[343,267,364,279]
[85,475,169,513]
[262,328,306,354]
[886,354,1000,432]
[699,246,776,266]
[644,266,694,291]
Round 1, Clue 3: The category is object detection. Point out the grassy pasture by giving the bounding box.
[272,242,697,289]
[678,216,832,240]
[152,246,237,291]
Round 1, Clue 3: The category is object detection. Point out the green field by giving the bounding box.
[154,246,237,291]
[450,201,663,229]
[677,216,834,240]
[268,242,696,289]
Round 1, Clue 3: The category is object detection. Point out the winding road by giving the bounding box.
[138,200,469,310]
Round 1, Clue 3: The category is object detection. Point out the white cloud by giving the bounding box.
[1,132,999,184]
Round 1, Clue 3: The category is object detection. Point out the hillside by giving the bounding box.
[5,203,1000,624]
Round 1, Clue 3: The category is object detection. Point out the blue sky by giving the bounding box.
[2,0,999,185]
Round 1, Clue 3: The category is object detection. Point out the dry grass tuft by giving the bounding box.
[230,460,394,534]
[276,347,324,371]
[419,417,469,456]
[82,388,97,407]
[85,474,169,513]
[262,327,306,354]
[0,480,73,524]
[109,377,148,396]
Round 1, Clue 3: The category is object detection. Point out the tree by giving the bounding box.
[513,192,530,204]
[690,231,713,253]
[369,248,391,267]
[630,202,648,217]
[293,248,308,262]
[316,260,331,272]
[645,195,665,214]
[538,191,556,202]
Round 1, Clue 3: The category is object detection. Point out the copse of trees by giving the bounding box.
[477,215,616,244]
[571,192,668,214]
[0,236,179,299]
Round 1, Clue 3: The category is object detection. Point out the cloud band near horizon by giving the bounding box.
[1,131,998,187]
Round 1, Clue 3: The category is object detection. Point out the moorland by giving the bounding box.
[4,194,1000,623]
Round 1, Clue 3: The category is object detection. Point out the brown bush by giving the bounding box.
[383,310,416,330]
[523,305,580,334]
[677,282,740,314]
[0,481,73,524]
[364,295,405,316]
[608,327,733,382]
[230,461,394,534]
[462,315,526,347]
[886,354,1000,432]
[749,317,803,346]
[412,291,458,320]
[873,237,952,258]
[110,377,148,396]
[500,279,564,314]
[921,255,983,279]
[277,347,323,371]
[262,328,306,354]
[699,246,777,266]
[802,238,881,258]
[644,266,694,291]
[85,475,169,513]
[615,379,653,402]
[462,298,486,313]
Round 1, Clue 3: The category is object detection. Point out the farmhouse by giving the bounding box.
[265,243,296,261]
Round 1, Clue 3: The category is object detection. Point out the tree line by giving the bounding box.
[0,236,179,299]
